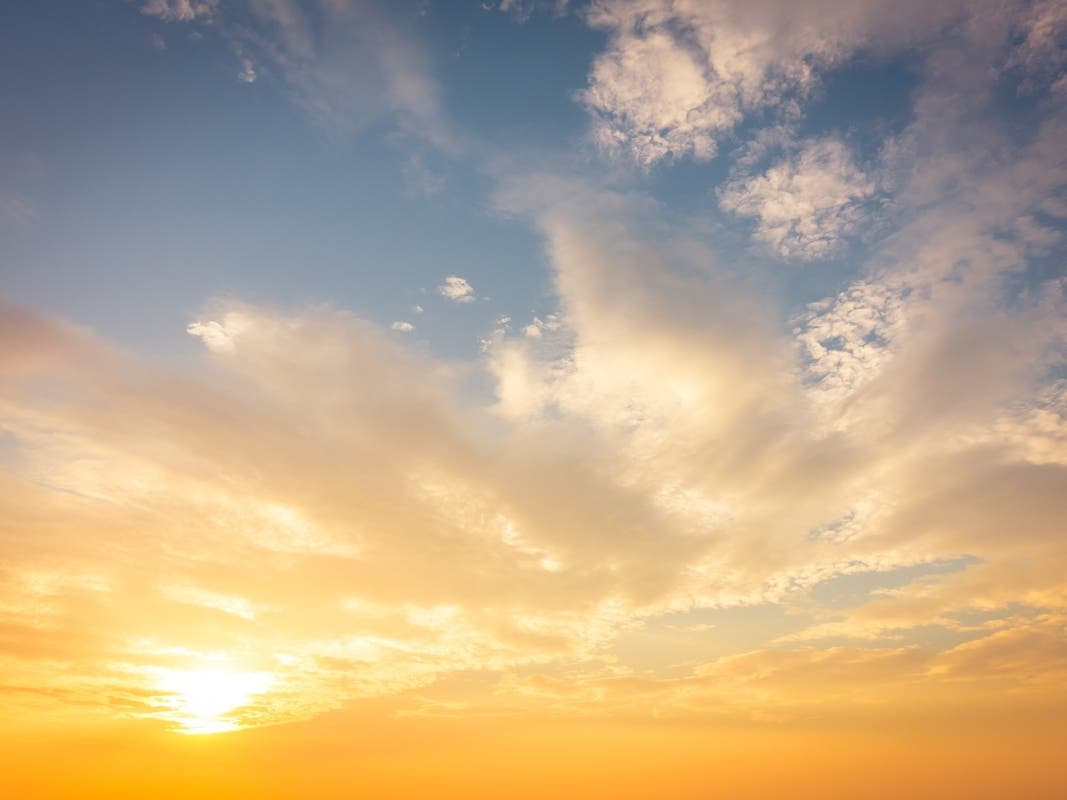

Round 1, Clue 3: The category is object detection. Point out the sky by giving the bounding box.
[1,0,1066,797]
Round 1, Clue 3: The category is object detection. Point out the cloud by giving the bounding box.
[137,0,462,152]
[162,584,261,620]
[1001,0,1067,91]
[390,320,415,332]
[492,0,571,22]
[236,54,257,84]
[719,138,880,260]
[140,0,218,22]
[577,0,986,165]
[438,275,476,303]
[3,120,1067,723]
[4,0,1067,736]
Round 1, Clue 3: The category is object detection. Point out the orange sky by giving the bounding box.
[5,710,1067,799]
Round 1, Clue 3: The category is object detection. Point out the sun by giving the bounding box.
[154,668,274,734]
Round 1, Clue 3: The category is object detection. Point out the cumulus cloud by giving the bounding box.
[391,320,415,332]
[719,138,880,260]
[578,0,983,165]
[438,275,476,303]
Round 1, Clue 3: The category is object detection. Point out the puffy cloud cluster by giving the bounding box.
[578,0,982,165]
[719,138,880,260]
[577,0,1067,167]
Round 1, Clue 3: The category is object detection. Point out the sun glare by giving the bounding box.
[154,668,274,734]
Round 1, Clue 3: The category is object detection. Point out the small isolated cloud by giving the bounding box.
[391,321,415,332]
[719,138,879,261]
[140,0,217,23]
[438,275,475,303]
[236,55,257,84]
[412,305,424,314]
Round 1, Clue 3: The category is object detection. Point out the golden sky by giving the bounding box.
[2,0,1067,797]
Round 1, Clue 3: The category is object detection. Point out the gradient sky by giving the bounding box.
[2,1,1067,798]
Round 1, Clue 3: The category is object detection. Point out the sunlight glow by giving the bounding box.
[154,668,274,734]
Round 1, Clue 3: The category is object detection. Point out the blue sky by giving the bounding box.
[2,0,1067,753]
[2,0,935,356]
[2,1,604,355]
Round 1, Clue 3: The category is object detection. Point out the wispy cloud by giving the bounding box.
[138,0,462,151]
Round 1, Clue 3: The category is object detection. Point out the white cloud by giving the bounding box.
[719,138,880,260]
[438,275,476,303]
[578,0,979,165]
[520,314,562,339]
[391,320,415,332]
[581,27,728,165]
[187,312,253,355]
[236,55,257,84]
[794,278,907,408]
[140,0,218,22]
